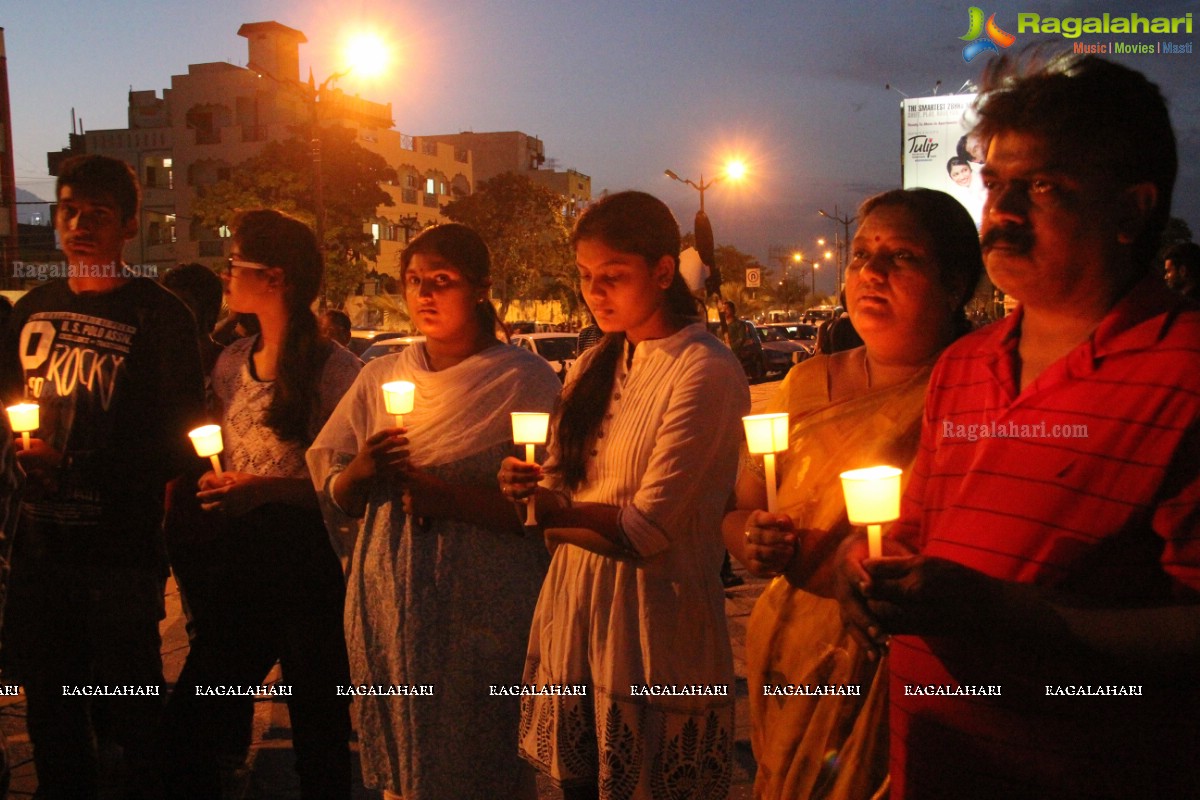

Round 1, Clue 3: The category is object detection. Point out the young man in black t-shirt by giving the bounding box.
[1,155,204,799]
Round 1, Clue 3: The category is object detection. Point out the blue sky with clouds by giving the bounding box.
[4,0,1196,292]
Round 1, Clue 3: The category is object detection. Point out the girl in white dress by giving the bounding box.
[500,191,750,800]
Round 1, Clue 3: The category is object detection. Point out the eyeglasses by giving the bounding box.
[224,257,271,276]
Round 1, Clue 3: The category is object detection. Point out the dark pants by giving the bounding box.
[161,503,351,800]
[3,562,166,800]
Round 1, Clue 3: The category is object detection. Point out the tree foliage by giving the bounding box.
[191,125,396,305]
[440,172,573,321]
[1160,216,1194,255]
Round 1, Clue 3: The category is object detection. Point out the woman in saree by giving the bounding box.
[722,188,984,800]
[307,224,561,799]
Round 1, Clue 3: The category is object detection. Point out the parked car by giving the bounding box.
[360,335,426,362]
[801,306,836,325]
[348,328,412,356]
[511,332,579,381]
[757,322,818,373]
[707,320,767,381]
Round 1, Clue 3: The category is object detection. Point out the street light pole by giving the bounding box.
[310,69,353,308]
[257,66,351,306]
[819,206,855,302]
[664,169,730,214]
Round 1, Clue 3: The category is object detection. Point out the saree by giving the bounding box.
[747,353,929,800]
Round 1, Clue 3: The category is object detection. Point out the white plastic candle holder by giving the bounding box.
[188,424,225,478]
[6,402,39,450]
[511,412,550,525]
[742,412,789,512]
[382,381,416,426]
[839,465,903,558]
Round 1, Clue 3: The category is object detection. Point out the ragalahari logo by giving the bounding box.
[960,7,1016,62]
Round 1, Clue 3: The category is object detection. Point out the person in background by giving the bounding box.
[500,191,749,798]
[1163,240,1200,301]
[1,153,205,800]
[309,223,560,800]
[320,308,354,348]
[723,188,982,800]
[815,296,864,356]
[163,263,224,381]
[723,299,764,380]
[576,314,604,353]
[162,209,358,800]
[839,53,1200,798]
[211,311,260,348]
[161,261,256,785]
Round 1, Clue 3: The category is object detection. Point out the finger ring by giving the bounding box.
[744,528,753,544]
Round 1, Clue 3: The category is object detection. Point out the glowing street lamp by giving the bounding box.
[819,207,856,302]
[256,29,391,304]
[663,159,747,213]
[342,32,390,77]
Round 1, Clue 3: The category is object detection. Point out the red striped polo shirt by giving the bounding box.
[888,276,1200,798]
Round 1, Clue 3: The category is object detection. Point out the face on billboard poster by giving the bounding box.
[901,94,985,228]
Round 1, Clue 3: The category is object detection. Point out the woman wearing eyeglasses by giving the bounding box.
[162,209,360,799]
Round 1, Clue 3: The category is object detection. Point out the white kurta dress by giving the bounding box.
[519,323,750,799]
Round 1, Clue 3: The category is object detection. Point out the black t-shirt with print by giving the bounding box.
[2,278,205,570]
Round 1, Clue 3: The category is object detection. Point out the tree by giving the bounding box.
[771,276,809,316]
[191,125,396,305]
[440,172,572,321]
[1159,216,1194,256]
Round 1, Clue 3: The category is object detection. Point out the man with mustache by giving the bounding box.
[1,154,204,798]
[838,55,1200,797]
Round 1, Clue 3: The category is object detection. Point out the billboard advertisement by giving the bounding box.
[901,93,985,228]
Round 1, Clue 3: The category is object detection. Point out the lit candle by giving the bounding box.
[839,465,903,559]
[742,412,789,512]
[511,412,550,525]
[6,402,39,451]
[188,424,225,478]
[382,381,416,426]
